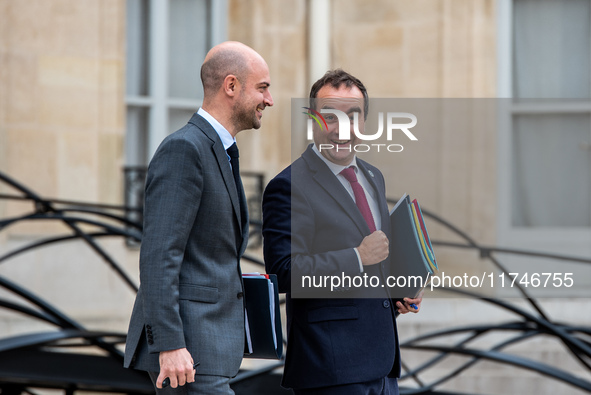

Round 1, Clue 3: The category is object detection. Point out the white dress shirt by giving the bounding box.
[198,108,235,163]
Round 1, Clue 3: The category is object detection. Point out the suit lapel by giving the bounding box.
[190,114,244,236]
[301,147,370,236]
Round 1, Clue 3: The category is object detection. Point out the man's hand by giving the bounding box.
[397,290,424,314]
[357,230,389,266]
[156,348,195,389]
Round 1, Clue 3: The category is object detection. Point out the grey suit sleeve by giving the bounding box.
[139,136,203,354]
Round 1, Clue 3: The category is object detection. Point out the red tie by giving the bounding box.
[340,167,377,232]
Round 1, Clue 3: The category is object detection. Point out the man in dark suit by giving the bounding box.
[262,70,421,394]
[124,41,273,394]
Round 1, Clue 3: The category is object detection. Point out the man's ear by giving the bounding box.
[223,74,239,97]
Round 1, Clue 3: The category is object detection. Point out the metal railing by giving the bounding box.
[0,171,590,394]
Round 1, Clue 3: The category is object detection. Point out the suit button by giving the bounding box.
[383,300,390,308]
[237,292,244,299]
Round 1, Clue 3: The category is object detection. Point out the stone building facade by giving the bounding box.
[1,1,589,393]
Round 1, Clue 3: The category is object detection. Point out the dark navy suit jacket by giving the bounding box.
[262,145,400,390]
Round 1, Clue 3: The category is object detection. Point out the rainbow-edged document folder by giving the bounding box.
[389,194,438,299]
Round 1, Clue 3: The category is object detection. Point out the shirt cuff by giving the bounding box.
[353,247,364,272]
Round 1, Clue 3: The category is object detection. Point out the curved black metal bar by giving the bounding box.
[0,173,45,203]
[0,213,141,240]
[63,217,138,292]
[0,233,112,264]
[387,197,550,319]
[239,207,591,391]
[241,253,266,267]
[401,313,591,393]
[0,329,124,354]
[457,295,590,375]
[399,389,474,395]
[1,172,590,394]
[433,241,591,265]
[399,322,527,381]
[0,213,140,291]
[55,208,143,230]
[0,299,63,327]
[0,192,142,212]
[438,287,591,362]
[0,204,141,231]
[0,276,78,330]
[396,284,591,393]
[408,344,591,392]
[400,359,425,388]
[0,172,141,215]
[243,203,591,389]
[0,276,123,360]
[403,320,591,351]
[0,212,43,230]
[402,321,528,346]
[400,330,541,395]
[249,218,262,229]
[0,171,141,293]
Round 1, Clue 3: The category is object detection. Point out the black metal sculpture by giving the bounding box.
[0,171,589,394]
[0,172,150,394]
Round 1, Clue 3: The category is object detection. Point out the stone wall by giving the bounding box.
[0,0,136,334]
[0,1,588,393]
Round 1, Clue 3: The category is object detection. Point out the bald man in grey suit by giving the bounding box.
[124,41,273,394]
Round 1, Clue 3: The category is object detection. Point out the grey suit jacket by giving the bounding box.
[124,113,248,377]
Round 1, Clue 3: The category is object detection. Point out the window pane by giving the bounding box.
[126,0,150,96]
[169,109,196,134]
[513,0,591,98]
[126,106,150,166]
[512,113,591,226]
[169,0,209,100]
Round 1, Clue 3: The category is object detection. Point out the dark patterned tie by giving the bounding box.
[226,143,247,230]
[340,166,377,232]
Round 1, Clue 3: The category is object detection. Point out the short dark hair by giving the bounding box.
[309,69,369,119]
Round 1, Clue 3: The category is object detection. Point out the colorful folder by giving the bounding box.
[389,194,438,300]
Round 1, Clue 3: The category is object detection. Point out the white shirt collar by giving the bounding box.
[197,108,236,150]
[312,143,359,176]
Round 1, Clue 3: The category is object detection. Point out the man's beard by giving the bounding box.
[231,98,261,132]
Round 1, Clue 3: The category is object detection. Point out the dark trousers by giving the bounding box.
[293,377,399,395]
[148,371,234,395]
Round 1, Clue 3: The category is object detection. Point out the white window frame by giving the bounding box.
[496,0,591,257]
[125,0,228,162]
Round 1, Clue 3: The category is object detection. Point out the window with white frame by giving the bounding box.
[125,0,227,166]
[123,0,227,241]
[498,0,591,239]
[510,0,591,229]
